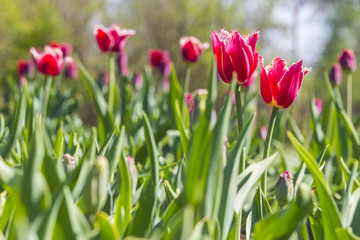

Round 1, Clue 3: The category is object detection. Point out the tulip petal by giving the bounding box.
[94,25,114,52]
[182,40,201,62]
[248,31,259,54]
[37,54,60,76]
[260,56,273,105]
[276,60,304,108]
[211,31,234,83]
[226,32,250,83]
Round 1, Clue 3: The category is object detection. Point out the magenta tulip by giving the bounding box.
[329,63,342,86]
[339,49,356,72]
[180,36,209,62]
[260,56,310,109]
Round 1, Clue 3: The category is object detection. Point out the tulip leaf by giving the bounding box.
[288,131,342,240]
[95,211,117,240]
[174,99,189,155]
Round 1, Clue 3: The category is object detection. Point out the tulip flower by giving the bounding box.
[260,56,310,109]
[17,59,35,87]
[116,52,129,76]
[180,36,209,62]
[260,126,267,140]
[149,49,172,82]
[30,46,65,76]
[339,49,356,72]
[94,24,135,53]
[211,29,259,84]
[314,98,322,115]
[329,63,342,86]
[64,58,78,80]
[50,42,73,57]
[275,171,294,207]
[132,72,143,89]
[185,92,194,114]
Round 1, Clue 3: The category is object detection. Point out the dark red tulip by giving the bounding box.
[260,56,310,109]
[339,49,356,72]
[180,36,209,62]
[30,46,65,76]
[329,63,342,86]
[211,29,259,84]
[94,24,135,53]
[149,49,172,82]
[17,59,34,77]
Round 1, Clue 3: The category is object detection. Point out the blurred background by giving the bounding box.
[1,0,360,126]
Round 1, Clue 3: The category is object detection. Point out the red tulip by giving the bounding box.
[339,49,356,72]
[329,63,342,86]
[30,46,65,76]
[180,36,209,62]
[149,49,172,80]
[94,24,135,53]
[50,42,73,57]
[260,56,310,109]
[211,29,259,84]
[17,59,34,77]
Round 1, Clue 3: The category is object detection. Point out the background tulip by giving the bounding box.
[64,58,78,80]
[329,63,342,86]
[314,98,322,115]
[94,24,135,53]
[339,48,356,72]
[116,52,129,76]
[260,56,310,109]
[180,36,209,62]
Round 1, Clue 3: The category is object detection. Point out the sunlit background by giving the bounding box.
[1,0,359,125]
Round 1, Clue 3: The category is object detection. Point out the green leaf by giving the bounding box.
[219,114,255,240]
[288,131,342,240]
[205,59,217,121]
[342,161,358,227]
[233,153,278,214]
[127,113,159,237]
[350,188,360,236]
[174,99,189,155]
[95,212,117,240]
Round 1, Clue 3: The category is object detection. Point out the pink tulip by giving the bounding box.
[211,29,259,84]
[260,56,310,109]
[64,57,78,80]
[314,98,322,115]
[185,92,194,114]
[339,49,356,72]
[116,52,129,76]
[329,63,342,86]
[180,36,209,62]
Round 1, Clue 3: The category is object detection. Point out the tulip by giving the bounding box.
[185,92,194,114]
[50,42,73,57]
[211,29,259,84]
[260,126,267,140]
[180,36,209,62]
[314,98,322,115]
[132,72,143,89]
[94,24,135,53]
[64,58,78,80]
[149,49,172,82]
[63,153,75,173]
[18,59,35,87]
[260,56,310,109]
[275,171,294,207]
[329,63,342,86]
[30,46,65,76]
[116,52,129,76]
[339,49,356,72]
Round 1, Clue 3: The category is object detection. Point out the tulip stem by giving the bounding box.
[182,64,191,118]
[108,54,116,115]
[235,85,244,132]
[261,107,279,195]
[346,73,352,119]
[42,76,52,118]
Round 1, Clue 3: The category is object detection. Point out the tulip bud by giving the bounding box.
[116,52,129,76]
[313,98,322,115]
[63,153,75,173]
[64,58,78,80]
[82,156,109,213]
[185,93,194,114]
[329,63,342,86]
[275,171,294,207]
[180,36,209,62]
[339,49,356,72]
[260,126,267,140]
[132,72,143,89]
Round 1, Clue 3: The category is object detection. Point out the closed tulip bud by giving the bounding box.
[314,98,322,115]
[17,59,34,87]
[260,126,267,140]
[30,46,65,76]
[64,57,78,80]
[329,63,342,86]
[63,153,75,173]
[82,156,109,213]
[185,93,194,114]
[339,49,356,72]
[132,72,143,89]
[116,52,129,76]
[260,56,310,109]
[94,24,135,53]
[180,36,209,62]
[275,171,294,207]
[211,29,259,84]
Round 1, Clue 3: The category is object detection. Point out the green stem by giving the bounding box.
[235,85,244,132]
[42,76,52,118]
[346,73,352,119]
[261,107,279,195]
[182,64,191,118]
[108,54,116,115]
